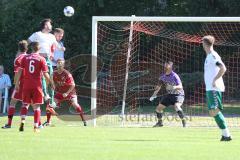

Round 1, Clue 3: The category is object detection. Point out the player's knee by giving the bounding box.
[156,104,165,112]
[209,108,219,117]
[72,102,79,109]
[209,110,215,117]
[10,99,17,106]
[32,105,41,110]
[70,97,78,107]
[54,98,59,104]
[21,104,29,109]
[25,104,30,109]
[174,103,183,111]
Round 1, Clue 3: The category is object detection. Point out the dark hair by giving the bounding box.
[202,35,215,46]
[39,18,52,30]
[57,58,65,62]
[30,42,40,52]
[18,40,28,52]
[165,61,173,66]
[53,28,64,34]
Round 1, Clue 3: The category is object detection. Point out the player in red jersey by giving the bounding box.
[2,40,30,129]
[43,58,87,126]
[15,42,52,132]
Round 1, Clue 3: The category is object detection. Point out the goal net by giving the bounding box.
[91,16,240,127]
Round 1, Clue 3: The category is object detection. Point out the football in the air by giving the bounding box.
[64,6,74,17]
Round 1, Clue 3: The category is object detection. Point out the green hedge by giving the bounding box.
[1,0,240,78]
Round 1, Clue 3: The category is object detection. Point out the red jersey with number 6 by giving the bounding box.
[53,69,76,96]
[20,53,48,89]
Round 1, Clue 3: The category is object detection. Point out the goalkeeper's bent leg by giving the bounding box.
[154,104,165,126]
[156,111,163,124]
[174,103,186,127]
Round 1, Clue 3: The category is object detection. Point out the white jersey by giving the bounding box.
[28,31,57,57]
[204,50,225,92]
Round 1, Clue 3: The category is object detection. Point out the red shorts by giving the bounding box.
[22,87,44,105]
[11,83,23,101]
[54,92,77,104]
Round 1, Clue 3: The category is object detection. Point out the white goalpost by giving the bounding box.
[120,15,135,126]
[91,16,240,127]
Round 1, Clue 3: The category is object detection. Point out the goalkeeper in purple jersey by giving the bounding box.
[149,61,186,127]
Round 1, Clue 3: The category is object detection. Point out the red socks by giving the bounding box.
[34,109,41,127]
[20,106,28,123]
[76,105,85,121]
[7,106,15,126]
[46,111,52,123]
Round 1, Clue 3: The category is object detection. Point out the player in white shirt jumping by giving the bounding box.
[28,19,64,109]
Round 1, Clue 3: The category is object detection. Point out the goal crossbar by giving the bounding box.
[93,16,240,22]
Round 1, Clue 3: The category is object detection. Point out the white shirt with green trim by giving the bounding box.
[204,50,225,92]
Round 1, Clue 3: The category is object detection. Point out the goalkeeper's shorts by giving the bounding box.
[160,94,184,107]
[206,90,223,110]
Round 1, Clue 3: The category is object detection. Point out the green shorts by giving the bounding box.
[206,91,223,110]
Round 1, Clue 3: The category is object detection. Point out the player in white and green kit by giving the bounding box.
[202,35,232,141]
[28,19,64,108]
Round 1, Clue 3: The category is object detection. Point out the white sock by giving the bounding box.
[222,128,230,137]
[34,123,39,128]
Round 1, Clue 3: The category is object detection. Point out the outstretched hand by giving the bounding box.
[149,95,157,102]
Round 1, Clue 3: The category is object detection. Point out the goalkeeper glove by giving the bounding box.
[149,95,157,102]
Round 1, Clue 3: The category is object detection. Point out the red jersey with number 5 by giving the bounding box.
[53,69,76,95]
[20,53,48,89]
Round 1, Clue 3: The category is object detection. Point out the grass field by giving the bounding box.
[0,116,239,160]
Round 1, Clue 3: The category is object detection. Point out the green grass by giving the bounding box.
[0,116,239,160]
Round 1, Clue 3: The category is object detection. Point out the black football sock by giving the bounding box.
[177,110,185,120]
[156,111,163,124]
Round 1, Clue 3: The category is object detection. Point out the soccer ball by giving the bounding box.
[64,6,74,17]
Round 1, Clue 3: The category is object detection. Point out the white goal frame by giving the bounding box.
[91,16,240,127]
